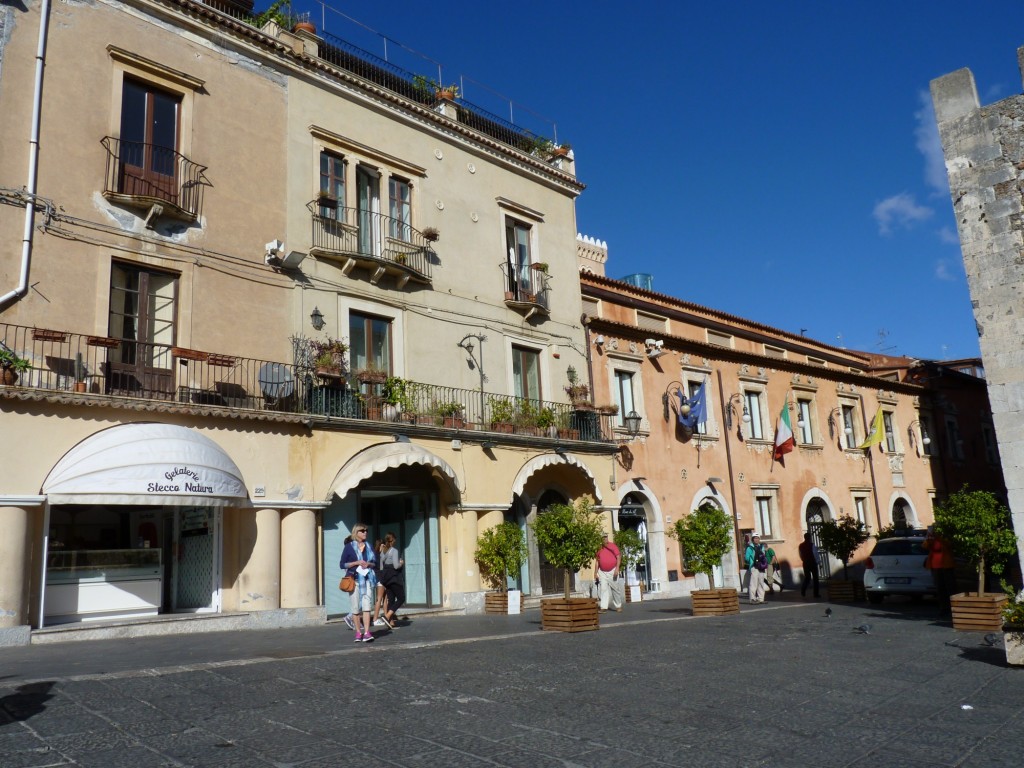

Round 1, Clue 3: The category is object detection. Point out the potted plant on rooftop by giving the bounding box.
[532,495,604,632]
[0,348,30,386]
[934,487,1017,632]
[670,503,738,616]
[475,521,528,615]
[817,515,870,602]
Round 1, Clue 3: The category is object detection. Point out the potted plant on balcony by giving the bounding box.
[311,337,348,383]
[934,487,1017,631]
[515,400,540,436]
[355,366,387,386]
[382,376,414,422]
[436,400,465,429]
[614,527,645,603]
[536,406,557,437]
[475,521,528,615]
[670,503,738,616]
[555,410,579,441]
[0,348,30,386]
[530,262,549,274]
[597,403,619,416]
[817,515,870,602]
[489,396,516,433]
[532,495,604,632]
[421,226,440,243]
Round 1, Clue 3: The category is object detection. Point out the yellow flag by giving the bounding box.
[857,408,885,450]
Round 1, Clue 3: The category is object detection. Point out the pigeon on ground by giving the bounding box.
[982,633,1000,647]
[824,607,832,618]
[855,623,872,635]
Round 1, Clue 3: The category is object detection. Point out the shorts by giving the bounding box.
[350,583,373,614]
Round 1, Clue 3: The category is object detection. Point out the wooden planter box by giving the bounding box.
[484,591,521,615]
[828,580,865,603]
[951,592,1008,632]
[86,336,120,348]
[541,597,599,632]
[32,328,68,342]
[691,588,740,616]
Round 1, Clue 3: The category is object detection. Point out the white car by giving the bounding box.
[862,536,936,604]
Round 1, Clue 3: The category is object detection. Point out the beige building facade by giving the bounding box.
[0,0,615,644]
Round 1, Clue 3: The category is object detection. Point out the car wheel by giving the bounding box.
[867,593,884,604]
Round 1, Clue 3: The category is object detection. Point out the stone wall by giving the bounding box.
[931,56,1024,579]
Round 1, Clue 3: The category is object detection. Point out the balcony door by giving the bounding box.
[107,263,177,398]
[356,166,380,257]
[119,78,180,205]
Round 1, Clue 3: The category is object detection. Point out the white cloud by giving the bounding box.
[914,91,949,196]
[873,192,933,235]
[938,226,960,245]
[934,258,959,281]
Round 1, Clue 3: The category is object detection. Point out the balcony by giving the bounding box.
[0,323,613,445]
[308,201,433,287]
[501,262,550,320]
[101,136,207,222]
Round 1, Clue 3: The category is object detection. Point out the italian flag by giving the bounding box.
[773,403,795,462]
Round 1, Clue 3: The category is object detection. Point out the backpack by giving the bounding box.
[753,545,768,572]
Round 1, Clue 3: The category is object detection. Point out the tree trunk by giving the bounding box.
[563,569,571,599]
[977,554,986,594]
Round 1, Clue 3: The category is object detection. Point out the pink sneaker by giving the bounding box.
[361,632,374,642]
[354,632,363,642]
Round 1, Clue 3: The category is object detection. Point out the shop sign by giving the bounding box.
[146,466,217,495]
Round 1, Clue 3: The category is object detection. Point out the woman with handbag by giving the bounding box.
[339,523,378,642]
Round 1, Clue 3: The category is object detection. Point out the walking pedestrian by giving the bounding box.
[923,526,956,615]
[370,539,388,626]
[765,544,782,596]
[340,523,377,642]
[799,531,820,598]
[593,532,623,612]
[375,532,405,628]
[341,535,355,630]
[745,533,768,603]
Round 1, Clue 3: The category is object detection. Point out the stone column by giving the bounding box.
[0,505,31,629]
[280,508,317,608]
[237,507,281,611]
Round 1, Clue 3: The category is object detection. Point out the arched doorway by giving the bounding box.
[536,489,568,594]
[805,497,832,583]
[618,493,650,588]
[892,499,910,531]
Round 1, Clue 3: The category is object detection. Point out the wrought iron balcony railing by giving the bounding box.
[0,323,612,443]
[501,262,550,314]
[101,136,208,221]
[308,201,433,283]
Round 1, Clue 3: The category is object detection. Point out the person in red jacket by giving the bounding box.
[923,526,957,615]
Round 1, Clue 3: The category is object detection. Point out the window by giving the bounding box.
[356,166,380,256]
[107,262,178,396]
[763,344,786,360]
[615,370,637,427]
[512,346,541,401]
[797,398,813,444]
[982,424,998,464]
[883,411,897,453]
[841,404,857,449]
[754,496,773,538]
[853,496,869,526]
[119,78,181,202]
[350,312,392,374]
[319,151,345,219]
[505,219,534,299]
[945,417,964,459]
[388,177,411,241]
[744,390,763,440]
[707,330,733,348]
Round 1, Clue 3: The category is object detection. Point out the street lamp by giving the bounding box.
[310,306,325,331]
[908,420,931,452]
[725,393,750,429]
[828,407,854,444]
[623,410,642,439]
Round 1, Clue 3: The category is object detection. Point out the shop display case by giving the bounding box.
[45,548,162,624]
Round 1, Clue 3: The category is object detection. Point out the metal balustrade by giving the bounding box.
[0,323,612,443]
[101,137,208,221]
[308,201,433,282]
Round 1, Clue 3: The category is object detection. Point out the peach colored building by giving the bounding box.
[577,239,1004,595]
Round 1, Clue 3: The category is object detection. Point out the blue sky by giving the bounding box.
[288,0,1024,361]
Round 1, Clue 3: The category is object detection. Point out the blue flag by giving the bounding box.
[678,380,708,430]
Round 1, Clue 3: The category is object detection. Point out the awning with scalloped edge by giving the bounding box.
[511,452,602,503]
[328,442,460,500]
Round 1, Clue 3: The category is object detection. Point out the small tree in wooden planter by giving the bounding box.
[476,521,527,614]
[671,503,737,616]
[614,528,645,603]
[934,487,1017,631]
[818,515,869,602]
[532,495,604,632]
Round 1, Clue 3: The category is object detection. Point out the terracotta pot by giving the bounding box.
[292,21,317,34]
[1,368,18,386]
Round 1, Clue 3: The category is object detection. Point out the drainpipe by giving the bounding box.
[0,0,51,311]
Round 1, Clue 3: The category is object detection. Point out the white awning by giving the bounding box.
[511,452,602,503]
[43,423,247,507]
[328,442,460,500]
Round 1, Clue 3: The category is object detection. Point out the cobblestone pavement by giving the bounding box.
[1,594,1022,767]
